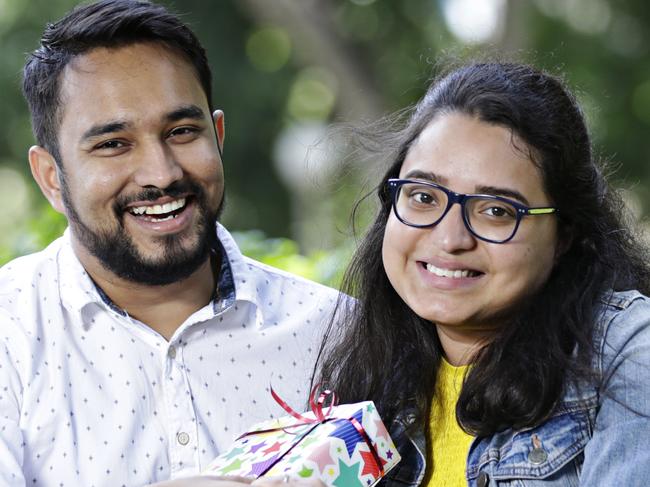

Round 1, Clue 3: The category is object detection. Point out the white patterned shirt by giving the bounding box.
[0,224,341,487]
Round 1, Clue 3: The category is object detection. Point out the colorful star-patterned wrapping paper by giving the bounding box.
[203,401,401,486]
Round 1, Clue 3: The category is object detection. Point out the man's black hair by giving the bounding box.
[23,0,213,165]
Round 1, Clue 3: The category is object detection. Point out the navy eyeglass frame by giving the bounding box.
[386,178,558,244]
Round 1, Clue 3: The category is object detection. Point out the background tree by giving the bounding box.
[1,0,648,286]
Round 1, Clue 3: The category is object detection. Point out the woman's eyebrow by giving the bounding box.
[402,170,532,205]
[475,185,530,205]
[402,169,447,185]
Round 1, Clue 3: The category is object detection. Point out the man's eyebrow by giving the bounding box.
[475,185,530,205]
[81,121,131,142]
[79,105,207,143]
[165,105,206,123]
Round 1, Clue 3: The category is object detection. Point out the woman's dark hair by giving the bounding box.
[22,0,212,165]
[315,61,650,436]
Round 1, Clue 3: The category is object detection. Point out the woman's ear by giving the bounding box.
[554,228,574,263]
[29,145,66,214]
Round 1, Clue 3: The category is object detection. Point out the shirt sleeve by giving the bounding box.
[580,296,650,485]
[0,329,26,486]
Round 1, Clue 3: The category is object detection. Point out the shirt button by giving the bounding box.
[528,447,548,464]
[177,431,190,445]
[477,472,489,487]
[168,346,177,359]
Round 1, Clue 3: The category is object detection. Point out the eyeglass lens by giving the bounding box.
[394,182,518,242]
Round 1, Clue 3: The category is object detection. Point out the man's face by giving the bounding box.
[54,43,224,285]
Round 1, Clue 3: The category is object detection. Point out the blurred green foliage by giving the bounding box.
[0,202,349,287]
[0,204,67,265]
[231,230,352,288]
[1,0,649,279]
[0,205,352,287]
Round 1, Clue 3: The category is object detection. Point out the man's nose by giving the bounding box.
[133,142,183,188]
[429,203,476,252]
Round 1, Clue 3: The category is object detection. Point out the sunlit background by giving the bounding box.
[1,0,649,286]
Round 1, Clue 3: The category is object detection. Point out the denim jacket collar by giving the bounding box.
[383,387,598,487]
[380,290,650,487]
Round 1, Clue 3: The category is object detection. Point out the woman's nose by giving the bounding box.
[429,203,476,252]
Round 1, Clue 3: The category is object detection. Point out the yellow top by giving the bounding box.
[422,359,474,487]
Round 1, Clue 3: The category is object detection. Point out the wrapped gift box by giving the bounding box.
[203,401,401,486]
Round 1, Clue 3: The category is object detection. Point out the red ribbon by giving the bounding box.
[271,384,337,423]
[237,386,385,479]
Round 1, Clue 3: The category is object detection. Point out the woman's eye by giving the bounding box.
[414,193,432,203]
[484,206,514,218]
[409,191,437,205]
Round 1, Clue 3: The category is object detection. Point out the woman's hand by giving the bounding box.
[147,475,253,486]
[147,475,326,486]
[253,477,326,486]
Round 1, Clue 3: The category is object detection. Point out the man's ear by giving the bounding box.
[28,145,66,214]
[212,109,225,157]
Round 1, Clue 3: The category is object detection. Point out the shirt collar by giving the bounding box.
[212,228,235,312]
[214,222,261,307]
[57,223,261,324]
[57,228,107,321]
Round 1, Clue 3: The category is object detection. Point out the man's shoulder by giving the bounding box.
[0,237,64,311]
[1,237,62,279]
[241,255,340,297]
[217,224,341,301]
[231,254,346,328]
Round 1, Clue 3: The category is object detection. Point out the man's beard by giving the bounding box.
[60,175,223,286]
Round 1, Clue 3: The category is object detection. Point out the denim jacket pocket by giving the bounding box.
[467,399,596,486]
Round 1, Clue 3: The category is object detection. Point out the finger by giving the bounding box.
[251,476,326,486]
[149,475,255,486]
[203,476,255,483]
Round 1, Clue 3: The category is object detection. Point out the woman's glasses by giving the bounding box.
[387,178,557,244]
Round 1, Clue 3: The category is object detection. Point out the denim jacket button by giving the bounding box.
[528,447,548,464]
[477,472,489,487]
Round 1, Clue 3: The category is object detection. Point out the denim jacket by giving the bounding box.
[380,290,650,487]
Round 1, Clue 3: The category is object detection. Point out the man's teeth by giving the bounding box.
[130,198,186,216]
[425,263,476,278]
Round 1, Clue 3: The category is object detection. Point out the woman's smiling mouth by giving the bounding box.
[421,261,483,279]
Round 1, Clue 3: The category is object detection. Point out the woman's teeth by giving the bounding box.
[425,263,477,278]
[129,197,186,216]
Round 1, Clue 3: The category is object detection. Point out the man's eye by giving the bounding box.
[93,139,129,153]
[168,126,201,141]
[96,140,124,150]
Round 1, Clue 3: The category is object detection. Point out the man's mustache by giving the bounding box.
[113,180,204,214]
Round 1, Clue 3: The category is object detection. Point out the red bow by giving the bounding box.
[271,385,338,423]
[236,385,385,479]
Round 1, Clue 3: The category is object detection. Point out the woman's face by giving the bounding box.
[382,112,559,341]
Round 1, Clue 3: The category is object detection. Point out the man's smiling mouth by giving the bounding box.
[127,197,188,222]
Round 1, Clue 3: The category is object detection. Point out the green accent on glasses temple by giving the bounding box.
[528,208,557,215]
